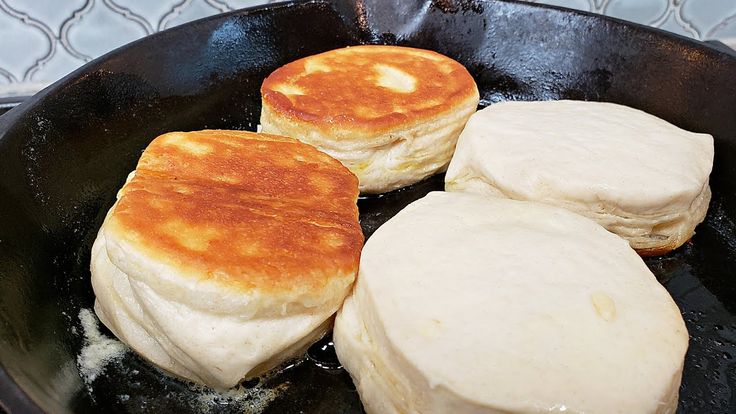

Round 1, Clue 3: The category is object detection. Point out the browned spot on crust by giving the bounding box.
[636,243,682,257]
[108,130,363,293]
[261,45,478,135]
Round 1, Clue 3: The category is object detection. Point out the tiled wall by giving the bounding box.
[0,0,733,97]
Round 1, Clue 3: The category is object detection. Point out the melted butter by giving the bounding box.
[303,58,332,74]
[272,83,305,96]
[373,64,417,93]
[162,133,213,155]
[591,291,617,322]
[159,219,222,252]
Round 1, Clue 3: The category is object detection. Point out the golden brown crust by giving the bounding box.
[635,240,686,257]
[261,45,478,136]
[107,130,363,293]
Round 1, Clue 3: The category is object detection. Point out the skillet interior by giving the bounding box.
[0,0,735,412]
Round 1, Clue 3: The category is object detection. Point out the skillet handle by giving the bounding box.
[0,96,25,116]
[705,40,736,57]
[0,96,26,133]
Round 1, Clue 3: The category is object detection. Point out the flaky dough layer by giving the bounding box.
[445,100,714,255]
[91,130,362,389]
[334,192,688,414]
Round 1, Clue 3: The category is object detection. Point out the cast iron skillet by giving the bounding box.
[1,0,735,412]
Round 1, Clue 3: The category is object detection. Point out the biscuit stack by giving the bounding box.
[90,44,714,414]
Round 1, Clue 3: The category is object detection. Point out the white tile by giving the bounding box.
[0,81,50,96]
[706,14,736,40]
[723,37,736,50]
[0,10,53,82]
[655,8,700,38]
[28,46,85,83]
[605,0,669,25]
[160,0,221,30]
[682,0,736,39]
[534,0,593,12]
[5,0,88,35]
[101,0,187,33]
[217,0,281,11]
[65,1,149,59]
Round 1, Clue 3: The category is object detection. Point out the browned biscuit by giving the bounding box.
[107,129,363,294]
[92,130,363,388]
[262,45,477,137]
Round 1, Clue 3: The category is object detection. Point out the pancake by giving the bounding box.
[260,45,480,193]
[334,191,688,414]
[91,130,363,389]
[445,100,714,255]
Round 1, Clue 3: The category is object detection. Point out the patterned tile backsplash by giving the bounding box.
[0,0,734,97]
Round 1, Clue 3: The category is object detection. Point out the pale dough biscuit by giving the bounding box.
[334,191,688,414]
[445,100,714,255]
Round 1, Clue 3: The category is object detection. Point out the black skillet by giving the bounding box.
[1,0,735,413]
